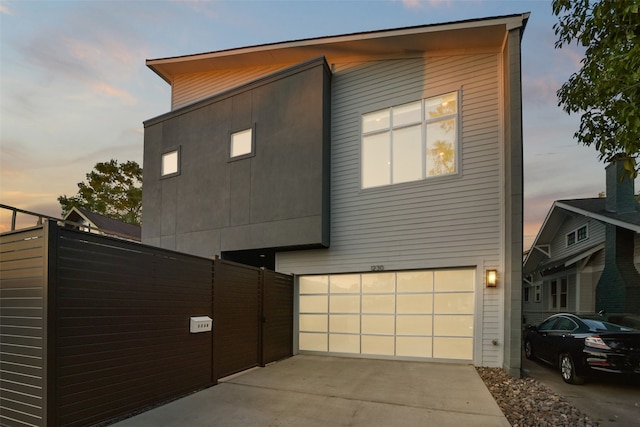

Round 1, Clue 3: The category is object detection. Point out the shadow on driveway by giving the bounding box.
[111,355,509,427]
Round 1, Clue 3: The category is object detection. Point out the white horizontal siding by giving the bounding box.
[549,217,606,262]
[279,53,502,274]
[278,53,504,367]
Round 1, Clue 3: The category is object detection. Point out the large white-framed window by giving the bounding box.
[161,147,180,178]
[361,91,459,189]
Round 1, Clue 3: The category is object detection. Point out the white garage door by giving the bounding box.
[298,269,475,360]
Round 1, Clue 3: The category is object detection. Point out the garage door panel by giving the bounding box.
[434,270,474,292]
[397,271,433,293]
[330,295,360,313]
[329,314,360,333]
[300,275,328,293]
[396,336,432,357]
[329,334,359,353]
[362,272,395,292]
[433,337,473,360]
[300,295,328,312]
[396,315,432,335]
[300,333,327,351]
[362,315,394,334]
[433,315,473,337]
[434,293,473,314]
[362,335,394,355]
[362,295,395,313]
[330,274,360,293]
[300,314,328,332]
[396,294,432,314]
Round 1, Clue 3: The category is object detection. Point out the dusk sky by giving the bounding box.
[1,0,635,249]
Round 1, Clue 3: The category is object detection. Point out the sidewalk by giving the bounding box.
[111,355,509,426]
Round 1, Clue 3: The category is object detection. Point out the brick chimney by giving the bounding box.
[605,158,636,213]
[595,158,640,315]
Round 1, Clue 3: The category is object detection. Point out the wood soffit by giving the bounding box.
[147,14,529,84]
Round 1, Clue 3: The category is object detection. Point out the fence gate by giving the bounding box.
[212,259,294,381]
[261,269,294,365]
[213,259,262,380]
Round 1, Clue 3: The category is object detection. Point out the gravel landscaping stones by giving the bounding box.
[476,367,600,427]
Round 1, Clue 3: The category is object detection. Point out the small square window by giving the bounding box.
[161,149,179,177]
[566,232,576,246]
[230,128,254,159]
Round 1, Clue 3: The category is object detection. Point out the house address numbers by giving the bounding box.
[370,265,385,271]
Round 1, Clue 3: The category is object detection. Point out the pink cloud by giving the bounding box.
[92,82,137,105]
[0,2,12,15]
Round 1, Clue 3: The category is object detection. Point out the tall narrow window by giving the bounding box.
[424,92,458,177]
[161,148,180,177]
[577,225,588,242]
[560,278,568,309]
[361,92,458,189]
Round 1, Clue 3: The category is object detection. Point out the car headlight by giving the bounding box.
[585,335,611,350]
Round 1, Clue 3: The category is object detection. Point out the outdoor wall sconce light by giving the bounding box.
[486,269,498,287]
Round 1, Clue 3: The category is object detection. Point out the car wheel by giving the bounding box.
[560,353,584,385]
[524,340,535,360]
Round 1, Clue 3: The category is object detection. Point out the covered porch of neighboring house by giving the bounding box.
[523,243,605,326]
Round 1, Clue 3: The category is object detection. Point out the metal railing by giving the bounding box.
[0,204,140,241]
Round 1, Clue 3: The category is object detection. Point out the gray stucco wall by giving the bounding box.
[142,58,331,258]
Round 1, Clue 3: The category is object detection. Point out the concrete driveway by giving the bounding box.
[523,357,640,426]
[111,355,509,426]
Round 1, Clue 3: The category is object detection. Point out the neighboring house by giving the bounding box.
[523,159,640,326]
[142,14,529,375]
[64,206,141,241]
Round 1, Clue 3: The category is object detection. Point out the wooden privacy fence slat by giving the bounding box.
[0,226,47,427]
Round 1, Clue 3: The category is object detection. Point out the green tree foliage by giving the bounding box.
[58,160,142,225]
[552,0,640,177]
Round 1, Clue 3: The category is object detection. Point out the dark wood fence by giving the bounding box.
[0,226,47,427]
[0,221,293,427]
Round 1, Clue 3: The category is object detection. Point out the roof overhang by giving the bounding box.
[63,206,94,227]
[555,201,640,233]
[147,13,530,84]
[523,201,569,272]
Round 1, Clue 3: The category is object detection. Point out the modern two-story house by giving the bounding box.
[142,14,529,375]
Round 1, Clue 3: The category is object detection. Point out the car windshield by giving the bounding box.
[582,319,634,332]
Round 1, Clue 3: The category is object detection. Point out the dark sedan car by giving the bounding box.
[523,313,640,384]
